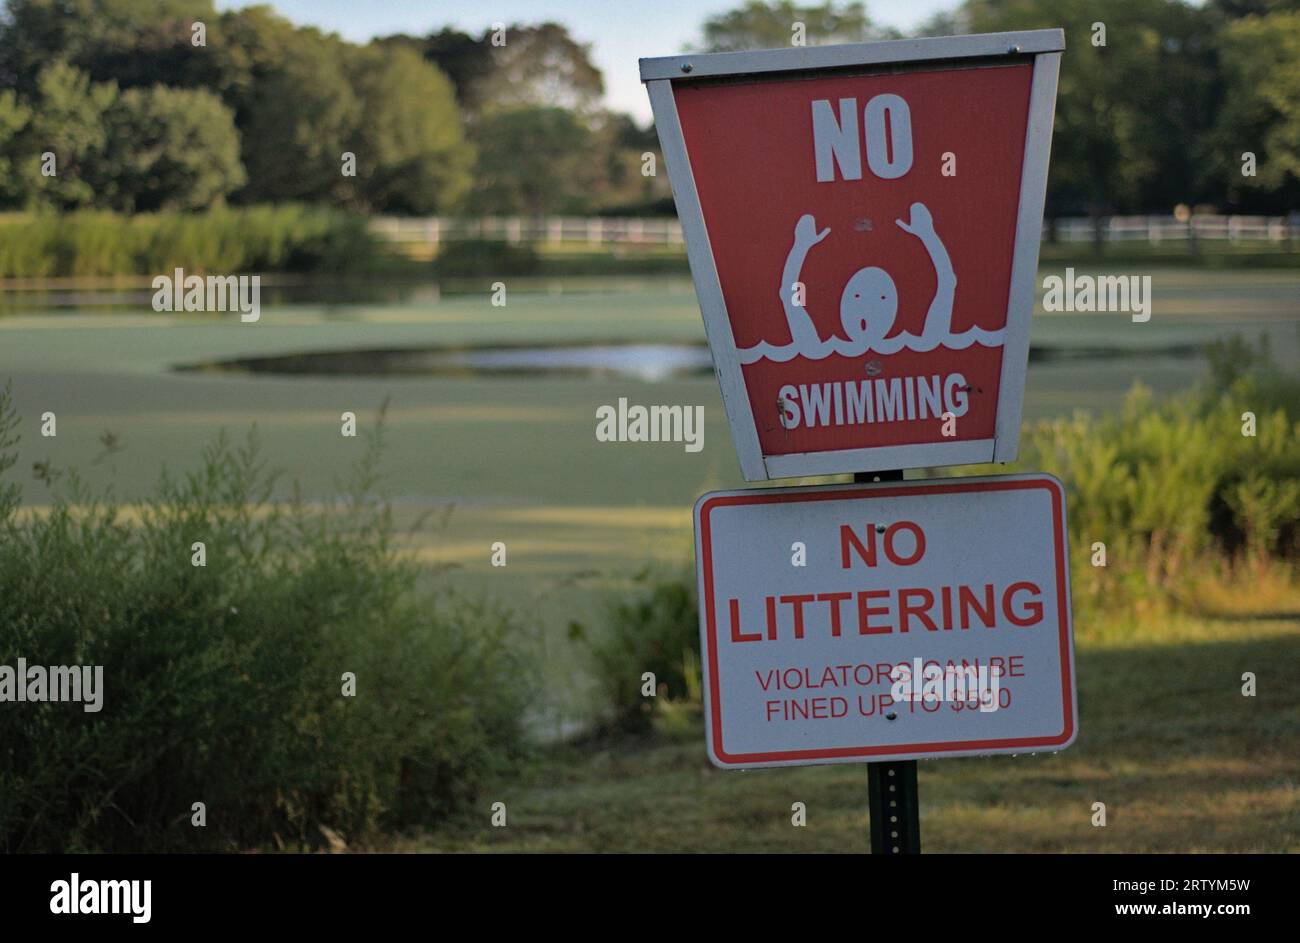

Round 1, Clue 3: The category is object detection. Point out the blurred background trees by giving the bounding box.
[949,0,1300,219]
[0,0,1294,218]
[698,0,896,50]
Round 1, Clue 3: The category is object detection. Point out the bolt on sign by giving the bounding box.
[693,475,1076,768]
[641,30,1064,480]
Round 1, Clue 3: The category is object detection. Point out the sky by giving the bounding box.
[215,0,957,124]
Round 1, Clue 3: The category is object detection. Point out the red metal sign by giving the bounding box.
[644,32,1063,478]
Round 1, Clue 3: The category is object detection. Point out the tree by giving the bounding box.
[104,85,245,211]
[0,0,217,93]
[699,1,894,52]
[477,22,604,113]
[0,62,244,212]
[962,0,1220,223]
[419,28,497,108]
[1209,0,1300,16]
[237,36,361,204]
[208,4,305,125]
[349,45,473,214]
[585,112,672,215]
[1212,10,1300,205]
[0,91,32,206]
[468,107,598,215]
[18,62,117,209]
[388,22,604,115]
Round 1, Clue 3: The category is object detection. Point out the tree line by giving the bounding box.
[0,0,1295,219]
[0,1,668,217]
[698,0,1300,217]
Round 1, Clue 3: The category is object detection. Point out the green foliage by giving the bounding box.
[577,567,700,732]
[414,23,653,215]
[965,0,1220,216]
[106,84,246,212]
[0,389,535,852]
[999,342,1300,609]
[0,1,475,216]
[418,27,497,108]
[0,205,380,277]
[474,22,605,113]
[468,107,598,216]
[206,4,303,118]
[416,21,604,114]
[238,35,360,206]
[1,61,245,213]
[699,1,890,51]
[586,113,672,215]
[348,45,473,214]
[0,90,31,206]
[1213,10,1300,196]
[221,18,473,213]
[0,0,215,93]
[18,62,118,210]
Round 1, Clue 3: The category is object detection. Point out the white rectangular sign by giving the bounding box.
[693,473,1076,768]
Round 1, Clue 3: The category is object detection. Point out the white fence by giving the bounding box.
[370,216,684,253]
[371,214,1296,253]
[1053,215,1295,244]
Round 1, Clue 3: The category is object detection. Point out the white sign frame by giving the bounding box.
[641,30,1064,480]
[693,472,1077,769]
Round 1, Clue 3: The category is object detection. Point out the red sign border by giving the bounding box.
[695,475,1075,767]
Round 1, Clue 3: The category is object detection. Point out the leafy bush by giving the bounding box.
[0,206,381,278]
[0,389,534,852]
[1012,342,1300,613]
[577,566,699,733]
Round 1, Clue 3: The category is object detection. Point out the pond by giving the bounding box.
[179,342,719,380]
[177,338,1204,380]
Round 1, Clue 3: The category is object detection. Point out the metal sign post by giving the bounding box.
[868,760,920,854]
[854,469,919,853]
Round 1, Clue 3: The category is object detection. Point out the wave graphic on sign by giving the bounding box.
[737,205,1006,365]
[737,327,1006,363]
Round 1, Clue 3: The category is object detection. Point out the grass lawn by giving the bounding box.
[393,615,1300,853]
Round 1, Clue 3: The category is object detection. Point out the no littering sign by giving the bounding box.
[693,474,1076,769]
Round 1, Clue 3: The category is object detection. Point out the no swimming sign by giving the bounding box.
[642,30,1063,479]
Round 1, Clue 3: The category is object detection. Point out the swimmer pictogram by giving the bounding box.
[738,204,1005,365]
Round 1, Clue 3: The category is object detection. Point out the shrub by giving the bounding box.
[0,212,59,278]
[1012,345,1300,614]
[0,206,382,278]
[0,389,534,852]
[577,566,700,732]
